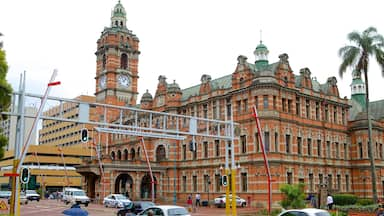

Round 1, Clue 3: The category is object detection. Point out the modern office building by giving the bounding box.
[73,1,384,207]
[0,106,37,151]
[39,95,96,147]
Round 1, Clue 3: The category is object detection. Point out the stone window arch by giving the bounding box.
[156,145,166,161]
[130,148,135,160]
[120,53,128,69]
[117,150,122,160]
[111,151,116,160]
[123,149,128,160]
[102,54,106,69]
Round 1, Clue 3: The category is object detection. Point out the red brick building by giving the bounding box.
[77,1,384,207]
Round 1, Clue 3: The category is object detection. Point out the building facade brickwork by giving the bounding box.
[76,1,384,207]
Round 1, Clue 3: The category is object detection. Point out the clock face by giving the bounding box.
[99,76,106,89]
[118,74,130,87]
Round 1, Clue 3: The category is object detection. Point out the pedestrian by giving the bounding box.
[195,193,201,207]
[376,207,384,216]
[187,194,193,212]
[310,194,317,208]
[327,194,334,210]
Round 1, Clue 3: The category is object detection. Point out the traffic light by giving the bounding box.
[221,175,228,187]
[20,167,30,184]
[81,128,88,143]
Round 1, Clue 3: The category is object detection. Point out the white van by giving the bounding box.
[62,187,90,207]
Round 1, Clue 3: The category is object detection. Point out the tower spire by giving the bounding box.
[254,30,269,69]
[111,0,127,28]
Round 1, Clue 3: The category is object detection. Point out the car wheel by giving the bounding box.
[37,199,40,202]
[85,203,88,207]
[241,203,246,207]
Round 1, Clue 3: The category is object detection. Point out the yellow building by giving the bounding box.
[0,145,94,194]
[0,95,96,195]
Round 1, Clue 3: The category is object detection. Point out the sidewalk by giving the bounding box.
[188,205,259,216]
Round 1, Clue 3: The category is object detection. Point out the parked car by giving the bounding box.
[214,194,246,208]
[62,187,90,206]
[103,194,131,208]
[137,205,190,216]
[278,208,331,216]
[117,201,156,215]
[25,190,40,202]
[0,191,11,199]
[7,192,28,205]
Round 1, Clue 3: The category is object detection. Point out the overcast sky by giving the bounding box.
[1,0,384,108]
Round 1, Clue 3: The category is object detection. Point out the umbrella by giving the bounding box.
[62,207,89,216]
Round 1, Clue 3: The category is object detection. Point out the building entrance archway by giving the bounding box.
[141,174,157,199]
[115,173,133,198]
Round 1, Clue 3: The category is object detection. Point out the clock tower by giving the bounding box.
[95,1,139,106]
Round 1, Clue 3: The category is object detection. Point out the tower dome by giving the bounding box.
[111,0,127,28]
[140,89,153,103]
[254,40,269,69]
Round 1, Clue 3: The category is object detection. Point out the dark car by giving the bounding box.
[117,201,155,216]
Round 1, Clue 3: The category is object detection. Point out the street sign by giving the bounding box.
[0,200,8,210]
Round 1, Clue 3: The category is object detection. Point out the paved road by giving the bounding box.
[0,199,259,215]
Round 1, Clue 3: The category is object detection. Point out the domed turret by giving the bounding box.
[140,89,153,103]
[111,0,127,28]
[254,40,269,69]
[350,69,366,108]
[168,80,181,94]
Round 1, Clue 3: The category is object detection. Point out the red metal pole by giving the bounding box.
[252,106,272,214]
[139,137,155,203]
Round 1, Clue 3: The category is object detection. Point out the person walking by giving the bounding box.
[187,194,193,212]
[195,193,201,207]
[327,194,334,210]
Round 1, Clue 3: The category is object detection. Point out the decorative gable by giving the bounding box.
[199,74,212,95]
[274,53,295,88]
[232,55,253,89]
[298,68,313,89]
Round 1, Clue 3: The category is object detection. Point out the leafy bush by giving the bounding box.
[255,208,282,216]
[279,183,306,209]
[333,194,357,205]
[335,204,378,213]
[356,198,374,206]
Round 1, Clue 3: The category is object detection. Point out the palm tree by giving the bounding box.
[339,27,384,203]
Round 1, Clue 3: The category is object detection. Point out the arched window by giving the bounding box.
[156,145,166,161]
[120,53,128,69]
[102,54,106,69]
[120,21,123,27]
[124,149,128,160]
[117,150,122,160]
[137,147,141,158]
[115,20,118,27]
[130,148,135,160]
[111,151,116,160]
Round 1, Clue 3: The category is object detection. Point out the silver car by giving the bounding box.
[278,208,331,216]
[103,194,131,208]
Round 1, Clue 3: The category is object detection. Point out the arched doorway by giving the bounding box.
[115,173,134,198]
[140,174,157,199]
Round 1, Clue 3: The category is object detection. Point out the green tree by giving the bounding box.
[279,183,306,209]
[339,27,384,203]
[0,33,13,159]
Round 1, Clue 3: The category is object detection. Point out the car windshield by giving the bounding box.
[168,207,189,216]
[0,191,11,195]
[115,194,127,200]
[73,191,85,196]
[140,202,155,209]
[27,190,38,194]
[315,212,331,216]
